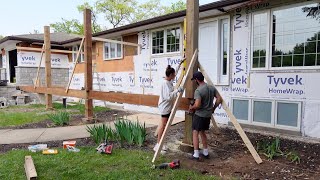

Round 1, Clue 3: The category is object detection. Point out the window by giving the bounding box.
[72,45,84,62]
[276,102,299,127]
[104,38,123,60]
[232,98,301,130]
[253,101,272,124]
[252,12,268,68]
[221,19,229,75]
[271,3,320,67]
[233,99,249,121]
[152,27,181,54]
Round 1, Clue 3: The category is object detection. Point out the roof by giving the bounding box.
[0,0,249,47]
[0,32,80,46]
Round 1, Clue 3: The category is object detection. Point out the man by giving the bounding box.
[189,71,222,160]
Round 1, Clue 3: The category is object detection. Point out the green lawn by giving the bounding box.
[0,103,109,127]
[0,148,215,179]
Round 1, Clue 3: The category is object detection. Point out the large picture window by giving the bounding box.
[152,27,181,54]
[104,38,123,60]
[271,3,320,67]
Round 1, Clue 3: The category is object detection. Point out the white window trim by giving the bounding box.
[231,98,251,124]
[275,100,301,131]
[251,10,270,70]
[218,18,231,85]
[103,37,123,61]
[150,25,182,56]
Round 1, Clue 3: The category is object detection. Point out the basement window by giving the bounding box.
[103,37,123,60]
[72,45,84,63]
[152,26,181,55]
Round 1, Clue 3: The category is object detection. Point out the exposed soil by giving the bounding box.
[1,109,134,129]
[1,122,319,179]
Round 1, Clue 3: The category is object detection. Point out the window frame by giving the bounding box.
[275,100,301,131]
[250,1,320,71]
[72,45,84,63]
[150,25,182,56]
[219,18,231,84]
[251,99,275,127]
[103,37,123,61]
[251,10,270,70]
[231,98,251,124]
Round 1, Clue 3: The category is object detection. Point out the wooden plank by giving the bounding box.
[19,86,190,110]
[84,8,93,119]
[199,63,263,164]
[34,44,45,88]
[44,26,53,109]
[152,49,198,163]
[92,37,140,47]
[24,156,37,180]
[65,38,85,93]
[17,46,85,54]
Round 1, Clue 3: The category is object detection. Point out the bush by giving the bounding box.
[47,111,70,126]
[86,124,116,145]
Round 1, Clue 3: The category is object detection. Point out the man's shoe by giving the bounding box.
[189,155,201,161]
[201,154,210,159]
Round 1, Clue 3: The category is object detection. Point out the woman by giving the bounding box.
[154,65,183,152]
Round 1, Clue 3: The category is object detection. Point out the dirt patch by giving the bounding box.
[1,122,319,179]
[1,109,135,129]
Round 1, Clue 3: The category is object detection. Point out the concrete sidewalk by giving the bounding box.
[0,113,184,144]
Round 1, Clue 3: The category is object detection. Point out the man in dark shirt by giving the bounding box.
[189,71,222,160]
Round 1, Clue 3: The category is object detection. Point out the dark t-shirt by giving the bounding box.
[194,83,217,118]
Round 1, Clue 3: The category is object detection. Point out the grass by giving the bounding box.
[0,148,215,179]
[0,103,109,127]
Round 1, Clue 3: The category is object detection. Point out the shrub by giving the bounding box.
[47,111,70,126]
[86,124,116,145]
[114,118,147,146]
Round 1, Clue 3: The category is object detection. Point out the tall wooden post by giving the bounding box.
[84,9,94,120]
[183,0,199,146]
[44,26,53,110]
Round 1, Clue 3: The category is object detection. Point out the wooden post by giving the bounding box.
[44,26,52,110]
[183,0,199,146]
[84,9,93,121]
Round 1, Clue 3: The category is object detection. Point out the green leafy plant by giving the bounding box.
[257,137,284,160]
[86,124,114,145]
[132,121,147,146]
[47,111,70,126]
[114,118,147,146]
[285,151,301,164]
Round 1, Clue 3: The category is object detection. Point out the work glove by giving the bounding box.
[176,86,184,93]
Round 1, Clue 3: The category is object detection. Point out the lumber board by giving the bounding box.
[199,63,262,164]
[65,37,85,93]
[18,86,190,111]
[17,46,85,54]
[152,49,198,163]
[34,44,45,88]
[24,156,37,180]
[92,37,140,47]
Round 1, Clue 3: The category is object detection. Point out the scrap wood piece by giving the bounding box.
[34,44,45,88]
[152,49,198,163]
[24,156,37,180]
[198,63,262,164]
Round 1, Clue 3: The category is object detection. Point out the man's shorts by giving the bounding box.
[161,113,171,118]
[192,114,211,131]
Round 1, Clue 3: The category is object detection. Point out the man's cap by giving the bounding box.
[191,71,204,81]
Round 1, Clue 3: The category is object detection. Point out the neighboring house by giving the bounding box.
[0,0,319,138]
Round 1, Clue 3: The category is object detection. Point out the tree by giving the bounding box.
[77,2,102,33]
[0,35,3,40]
[302,3,320,21]
[163,0,186,14]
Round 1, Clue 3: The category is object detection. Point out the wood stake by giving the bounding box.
[24,156,37,180]
[65,37,85,93]
[33,44,45,88]
[152,49,198,163]
[199,63,262,164]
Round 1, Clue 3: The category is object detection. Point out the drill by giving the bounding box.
[154,159,180,169]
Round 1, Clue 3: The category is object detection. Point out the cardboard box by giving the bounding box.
[63,141,76,149]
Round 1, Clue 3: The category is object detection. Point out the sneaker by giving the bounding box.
[189,155,201,162]
[153,144,167,154]
[162,145,168,151]
[201,154,210,159]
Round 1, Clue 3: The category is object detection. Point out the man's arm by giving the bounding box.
[189,98,201,111]
[212,91,222,113]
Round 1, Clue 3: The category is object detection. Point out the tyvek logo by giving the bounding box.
[234,8,244,31]
[267,75,303,87]
[139,77,153,83]
[143,59,158,68]
[112,77,122,83]
[167,58,181,66]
